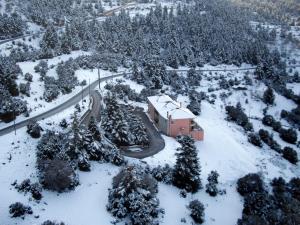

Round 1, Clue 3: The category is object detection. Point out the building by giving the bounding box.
[147,95,204,141]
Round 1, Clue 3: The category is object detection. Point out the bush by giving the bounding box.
[262,115,274,126]
[151,164,173,184]
[282,147,298,164]
[9,202,33,217]
[279,128,298,144]
[248,133,262,147]
[225,103,253,132]
[263,86,275,105]
[206,171,219,197]
[24,73,33,82]
[237,173,264,196]
[19,82,31,97]
[39,159,79,192]
[59,119,68,128]
[27,121,42,138]
[188,200,205,224]
[15,179,43,200]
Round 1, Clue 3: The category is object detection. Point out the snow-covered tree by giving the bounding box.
[107,166,160,225]
[173,136,202,193]
[205,170,219,197]
[102,94,130,146]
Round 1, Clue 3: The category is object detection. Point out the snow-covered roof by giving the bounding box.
[147,95,196,120]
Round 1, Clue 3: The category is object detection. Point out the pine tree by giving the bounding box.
[102,94,130,146]
[263,86,275,105]
[107,166,160,225]
[173,136,202,193]
[88,116,101,141]
[205,170,219,196]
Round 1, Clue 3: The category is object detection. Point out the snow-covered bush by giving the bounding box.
[173,136,202,193]
[151,164,173,184]
[205,171,219,197]
[225,102,253,132]
[107,166,161,225]
[248,133,263,147]
[34,60,48,81]
[27,121,42,138]
[56,59,78,94]
[281,106,300,129]
[9,202,32,218]
[238,176,300,225]
[237,173,264,196]
[263,86,275,105]
[258,129,282,153]
[43,76,60,102]
[19,82,31,97]
[39,158,79,192]
[188,200,205,224]
[15,179,43,200]
[279,128,298,144]
[59,119,68,129]
[24,73,33,82]
[282,147,298,164]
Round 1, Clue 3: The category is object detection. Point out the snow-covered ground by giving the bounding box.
[1,1,300,224]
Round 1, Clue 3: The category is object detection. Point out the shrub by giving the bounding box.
[248,133,262,147]
[15,179,43,200]
[27,121,42,138]
[188,200,205,224]
[24,73,33,82]
[279,128,298,144]
[39,159,79,192]
[225,103,253,132]
[206,171,219,197]
[59,119,68,128]
[262,115,274,126]
[263,86,275,105]
[19,82,30,97]
[237,173,264,196]
[151,164,173,184]
[9,202,33,217]
[282,147,298,164]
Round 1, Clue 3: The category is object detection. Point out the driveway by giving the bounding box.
[120,108,165,159]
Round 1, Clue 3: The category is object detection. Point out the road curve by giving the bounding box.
[0,73,124,136]
[120,108,165,159]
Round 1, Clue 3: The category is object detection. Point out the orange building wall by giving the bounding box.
[147,102,204,141]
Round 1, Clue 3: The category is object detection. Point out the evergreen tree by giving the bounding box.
[173,136,202,193]
[263,86,275,105]
[88,116,101,141]
[102,94,130,145]
[205,170,219,197]
[107,166,160,225]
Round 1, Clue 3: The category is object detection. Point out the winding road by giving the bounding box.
[0,73,123,136]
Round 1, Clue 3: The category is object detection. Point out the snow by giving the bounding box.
[148,95,196,120]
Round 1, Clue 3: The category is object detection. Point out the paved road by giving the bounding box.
[0,74,123,136]
[120,108,165,159]
[80,90,102,126]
